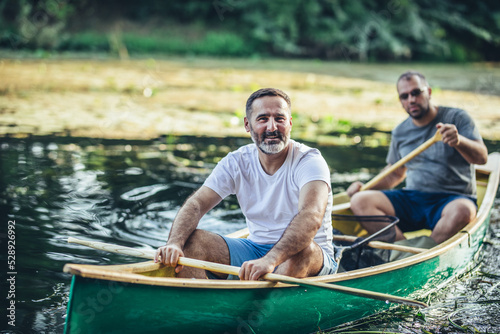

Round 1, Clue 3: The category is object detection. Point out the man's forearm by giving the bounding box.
[455,136,488,165]
[166,200,202,247]
[372,165,406,190]
[166,187,220,247]
[263,209,323,267]
[155,187,222,268]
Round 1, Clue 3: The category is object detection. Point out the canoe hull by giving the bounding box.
[67,275,391,334]
[65,216,489,334]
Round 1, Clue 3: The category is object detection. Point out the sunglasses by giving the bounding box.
[399,87,427,100]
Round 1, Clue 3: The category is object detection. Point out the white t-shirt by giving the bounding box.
[203,140,333,256]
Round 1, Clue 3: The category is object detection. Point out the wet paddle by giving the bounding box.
[68,237,428,308]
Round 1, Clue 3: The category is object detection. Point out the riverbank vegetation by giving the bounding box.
[1,0,499,62]
[1,57,500,143]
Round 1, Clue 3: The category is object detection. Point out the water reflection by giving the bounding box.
[0,134,499,333]
[0,135,255,332]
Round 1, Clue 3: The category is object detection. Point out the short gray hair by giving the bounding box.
[245,88,291,118]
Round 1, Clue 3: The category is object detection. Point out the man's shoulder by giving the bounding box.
[290,139,317,153]
[439,106,465,112]
[216,143,257,170]
[438,106,468,116]
[438,106,474,123]
[229,143,257,158]
[392,117,414,135]
[290,140,323,161]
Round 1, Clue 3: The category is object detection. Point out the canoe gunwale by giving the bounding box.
[63,153,500,289]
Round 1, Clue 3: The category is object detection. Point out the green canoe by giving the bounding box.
[63,153,500,334]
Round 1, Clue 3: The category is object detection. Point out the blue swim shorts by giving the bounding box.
[208,236,337,279]
[382,189,477,232]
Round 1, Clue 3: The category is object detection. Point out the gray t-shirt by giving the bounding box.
[386,106,482,196]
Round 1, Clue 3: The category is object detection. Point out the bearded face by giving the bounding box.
[397,77,431,121]
[245,96,292,155]
[249,127,290,155]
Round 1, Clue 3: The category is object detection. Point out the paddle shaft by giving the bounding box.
[360,130,442,191]
[332,235,426,254]
[68,237,427,308]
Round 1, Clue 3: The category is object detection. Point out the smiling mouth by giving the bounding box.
[263,132,281,141]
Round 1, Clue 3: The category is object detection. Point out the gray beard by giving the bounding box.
[256,140,287,155]
[250,130,289,155]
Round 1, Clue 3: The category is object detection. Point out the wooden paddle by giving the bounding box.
[332,235,426,254]
[67,237,428,308]
[332,130,443,210]
[359,130,442,191]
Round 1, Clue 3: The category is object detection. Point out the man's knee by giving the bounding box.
[185,229,209,248]
[433,199,477,243]
[184,229,228,261]
[278,243,322,277]
[456,204,476,223]
[299,242,319,258]
[443,199,477,223]
[350,190,386,213]
[350,191,369,213]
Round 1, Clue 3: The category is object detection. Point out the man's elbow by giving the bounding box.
[478,150,488,165]
[469,142,488,165]
[477,156,488,165]
[308,210,325,231]
[473,148,488,165]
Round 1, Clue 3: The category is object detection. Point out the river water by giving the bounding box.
[1,133,499,333]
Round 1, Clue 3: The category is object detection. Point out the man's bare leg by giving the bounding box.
[274,242,324,278]
[430,198,476,244]
[177,229,230,278]
[350,190,405,240]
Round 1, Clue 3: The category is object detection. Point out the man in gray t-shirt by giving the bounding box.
[347,71,488,244]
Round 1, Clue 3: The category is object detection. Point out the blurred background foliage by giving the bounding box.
[1,0,499,61]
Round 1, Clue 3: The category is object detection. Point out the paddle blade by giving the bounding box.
[68,237,156,259]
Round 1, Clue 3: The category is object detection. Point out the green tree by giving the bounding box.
[1,0,499,61]
[0,0,74,49]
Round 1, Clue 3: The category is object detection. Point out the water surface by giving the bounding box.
[1,134,499,333]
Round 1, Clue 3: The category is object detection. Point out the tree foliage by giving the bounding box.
[1,0,499,61]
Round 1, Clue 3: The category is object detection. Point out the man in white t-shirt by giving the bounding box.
[155,88,337,280]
